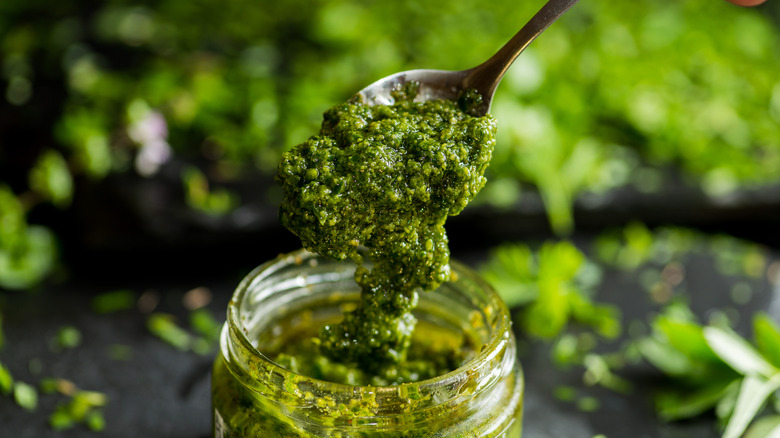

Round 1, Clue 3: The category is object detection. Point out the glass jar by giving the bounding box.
[212,249,523,437]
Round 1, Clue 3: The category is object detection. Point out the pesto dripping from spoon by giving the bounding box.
[355,0,581,116]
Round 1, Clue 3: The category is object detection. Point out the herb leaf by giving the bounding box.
[754,313,780,369]
[655,379,737,422]
[637,337,694,377]
[722,375,780,438]
[704,327,777,378]
[13,381,38,411]
[147,313,191,351]
[0,361,13,395]
[658,318,719,363]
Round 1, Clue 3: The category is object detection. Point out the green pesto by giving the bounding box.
[276,88,495,378]
[272,319,472,386]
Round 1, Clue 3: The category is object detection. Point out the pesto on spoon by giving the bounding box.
[276,0,579,380]
[277,88,494,375]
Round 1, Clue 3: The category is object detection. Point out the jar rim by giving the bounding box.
[224,248,513,399]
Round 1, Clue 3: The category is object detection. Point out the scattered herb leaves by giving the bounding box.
[52,326,82,351]
[480,241,619,340]
[147,313,192,351]
[13,381,38,412]
[0,361,13,395]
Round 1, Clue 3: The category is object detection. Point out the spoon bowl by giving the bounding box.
[355,0,581,116]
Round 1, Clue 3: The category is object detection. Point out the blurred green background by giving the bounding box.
[1,0,779,290]
[3,2,780,435]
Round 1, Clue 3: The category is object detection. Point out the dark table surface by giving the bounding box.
[2,226,777,438]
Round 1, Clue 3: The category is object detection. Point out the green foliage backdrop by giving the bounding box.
[1,0,779,288]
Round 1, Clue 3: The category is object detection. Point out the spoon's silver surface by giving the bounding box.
[355,0,581,116]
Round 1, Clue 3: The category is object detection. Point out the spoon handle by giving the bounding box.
[465,0,581,100]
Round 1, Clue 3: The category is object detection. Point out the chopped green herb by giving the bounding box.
[38,378,76,396]
[653,380,737,423]
[49,407,76,431]
[147,313,191,351]
[13,381,38,412]
[47,384,109,432]
[480,241,619,340]
[0,361,13,395]
[552,334,582,366]
[191,337,214,356]
[189,308,221,342]
[85,410,106,432]
[53,326,82,350]
[38,378,60,395]
[753,313,780,369]
[582,354,633,394]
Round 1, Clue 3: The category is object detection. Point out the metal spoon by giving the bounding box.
[355,0,581,116]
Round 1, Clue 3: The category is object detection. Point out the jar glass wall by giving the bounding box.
[212,249,523,437]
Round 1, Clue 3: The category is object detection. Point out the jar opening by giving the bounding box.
[220,249,519,429]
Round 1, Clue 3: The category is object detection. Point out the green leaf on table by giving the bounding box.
[49,407,76,431]
[582,353,633,394]
[637,337,694,376]
[569,293,622,339]
[13,381,38,411]
[85,410,106,432]
[481,240,608,340]
[479,243,537,308]
[722,375,780,438]
[0,361,13,395]
[704,327,777,378]
[537,241,584,281]
[47,384,108,431]
[754,313,780,369]
[654,379,737,422]
[655,317,719,363]
[147,313,191,351]
[594,222,654,269]
[38,378,60,395]
[552,334,582,366]
[519,282,570,339]
[189,308,222,342]
[52,326,82,350]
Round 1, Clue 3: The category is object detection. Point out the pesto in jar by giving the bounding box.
[276,88,495,382]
